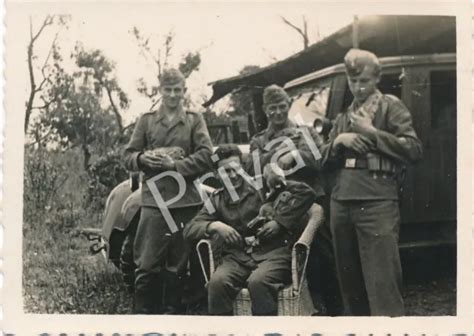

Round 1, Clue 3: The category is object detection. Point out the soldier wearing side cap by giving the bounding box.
[245,85,325,196]
[319,49,423,316]
[245,85,343,316]
[124,68,213,314]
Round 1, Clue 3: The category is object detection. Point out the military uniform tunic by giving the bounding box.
[245,120,325,198]
[320,93,422,316]
[124,104,213,208]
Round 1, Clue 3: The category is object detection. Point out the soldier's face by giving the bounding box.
[160,82,186,109]
[347,66,380,103]
[265,100,290,126]
[217,156,244,189]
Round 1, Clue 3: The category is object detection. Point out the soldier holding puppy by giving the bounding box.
[320,49,423,316]
[184,145,317,315]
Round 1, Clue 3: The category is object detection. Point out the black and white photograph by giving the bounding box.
[2,1,472,334]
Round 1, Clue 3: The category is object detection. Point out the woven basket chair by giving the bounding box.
[196,203,324,316]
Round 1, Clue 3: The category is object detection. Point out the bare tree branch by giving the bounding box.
[103,84,123,131]
[30,15,53,44]
[280,15,309,50]
[25,15,62,133]
[36,31,60,94]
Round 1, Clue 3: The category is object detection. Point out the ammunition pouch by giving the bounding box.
[366,153,397,174]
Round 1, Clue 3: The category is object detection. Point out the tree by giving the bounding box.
[25,15,69,134]
[46,84,120,170]
[130,27,202,110]
[74,44,130,132]
[35,47,128,170]
[229,65,260,116]
[280,15,322,51]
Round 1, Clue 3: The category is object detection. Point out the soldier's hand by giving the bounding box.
[138,152,163,171]
[350,113,377,135]
[208,221,243,246]
[257,220,281,240]
[154,154,176,171]
[335,133,374,154]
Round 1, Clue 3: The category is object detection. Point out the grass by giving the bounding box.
[23,212,133,314]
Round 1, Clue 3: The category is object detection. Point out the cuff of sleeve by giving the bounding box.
[329,142,341,158]
[204,222,213,238]
[367,129,379,144]
[174,159,186,176]
[132,152,143,171]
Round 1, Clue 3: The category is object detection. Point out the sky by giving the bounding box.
[8,2,356,124]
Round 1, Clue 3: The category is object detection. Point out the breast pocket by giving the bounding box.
[147,125,167,148]
[168,123,193,153]
[275,191,293,212]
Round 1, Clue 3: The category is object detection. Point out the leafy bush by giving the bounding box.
[86,150,128,213]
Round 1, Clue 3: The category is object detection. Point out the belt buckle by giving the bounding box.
[345,158,356,168]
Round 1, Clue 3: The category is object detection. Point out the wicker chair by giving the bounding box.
[196,203,324,316]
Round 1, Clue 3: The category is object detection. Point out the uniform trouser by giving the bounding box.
[120,216,138,293]
[207,253,291,315]
[133,205,200,314]
[307,221,344,316]
[306,197,343,316]
[330,199,405,316]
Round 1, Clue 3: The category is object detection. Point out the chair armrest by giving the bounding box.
[196,239,215,284]
[291,203,325,293]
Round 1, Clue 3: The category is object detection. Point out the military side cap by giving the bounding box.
[344,48,380,77]
[159,68,185,86]
[263,84,290,105]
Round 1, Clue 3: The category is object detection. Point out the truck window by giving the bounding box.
[288,86,330,126]
[430,70,456,130]
[342,71,403,110]
[207,124,231,144]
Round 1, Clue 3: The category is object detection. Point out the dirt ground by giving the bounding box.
[404,277,456,316]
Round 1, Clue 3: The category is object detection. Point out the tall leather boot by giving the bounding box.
[134,271,163,314]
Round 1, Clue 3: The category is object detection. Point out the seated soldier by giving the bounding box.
[183,144,317,316]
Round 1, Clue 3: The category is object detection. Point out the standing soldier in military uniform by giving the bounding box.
[124,68,213,314]
[245,85,325,196]
[320,49,423,316]
[245,85,343,315]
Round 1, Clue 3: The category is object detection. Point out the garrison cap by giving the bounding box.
[344,48,381,77]
[159,68,185,86]
[263,85,290,106]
